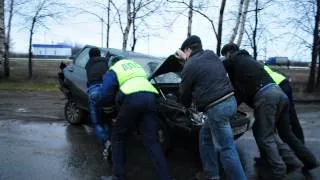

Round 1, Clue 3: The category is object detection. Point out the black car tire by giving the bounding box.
[157,117,172,155]
[64,100,86,125]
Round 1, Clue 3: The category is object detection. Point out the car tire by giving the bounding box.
[157,118,172,155]
[64,100,85,125]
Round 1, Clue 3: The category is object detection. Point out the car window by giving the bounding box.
[75,48,90,67]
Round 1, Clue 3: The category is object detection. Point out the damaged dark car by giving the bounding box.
[58,45,253,151]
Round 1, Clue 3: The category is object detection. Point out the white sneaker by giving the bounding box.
[103,140,112,161]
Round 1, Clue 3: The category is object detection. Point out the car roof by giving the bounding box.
[84,45,161,61]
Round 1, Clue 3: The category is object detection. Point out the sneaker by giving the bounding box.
[103,140,112,162]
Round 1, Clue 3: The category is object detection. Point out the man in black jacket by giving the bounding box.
[85,47,111,161]
[175,35,246,180]
[221,43,319,179]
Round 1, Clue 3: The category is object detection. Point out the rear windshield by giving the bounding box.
[102,48,181,84]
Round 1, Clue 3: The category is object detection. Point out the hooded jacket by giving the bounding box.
[85,57,109,86]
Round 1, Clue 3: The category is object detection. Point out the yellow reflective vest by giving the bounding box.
[264,66,286,85]
[110,59,158,95]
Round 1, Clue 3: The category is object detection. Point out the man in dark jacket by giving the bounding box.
[85,47,111,161]
[175,35,246,180]
[221,43,319,179]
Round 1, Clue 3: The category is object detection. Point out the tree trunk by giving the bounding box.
[106,0,111,48]
[237,0,250,46]
[122,0,132,51]
[187,0,193,37]
[216,0,227,56]
[28,18,36,80]
[229,0,244,43]
[0,0,4,78]
[131,0,137,51]
[4,0,14,78]
[307,0,320,92]
[252,0,258,60]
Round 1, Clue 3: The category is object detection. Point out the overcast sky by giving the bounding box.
[7,0,314,61]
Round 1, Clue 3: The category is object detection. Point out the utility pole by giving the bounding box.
[106,0,110,48]
[101,18,104,48]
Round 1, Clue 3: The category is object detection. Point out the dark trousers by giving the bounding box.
[254,85,318,179]
[279,80,305,143]
[276,91,318,169]
[111,92,170,180]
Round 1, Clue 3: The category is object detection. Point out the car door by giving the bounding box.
[64,47,90,109]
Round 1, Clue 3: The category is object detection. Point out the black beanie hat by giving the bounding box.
[221,43,239,56]
[180,35,202,51]
[89,47,101,58]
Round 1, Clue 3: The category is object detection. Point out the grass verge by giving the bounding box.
[0,81,59,92]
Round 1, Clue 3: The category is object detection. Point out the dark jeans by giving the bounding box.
[253,85,318,179]
[199,96,247,180]
[88,84,110,145]
[279,80,304,143]
[253,85,287,179]
[276,89,318,170]
[111,92,170,180]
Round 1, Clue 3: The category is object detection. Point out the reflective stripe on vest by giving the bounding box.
[110,59,158,95]
[264,66,286,85]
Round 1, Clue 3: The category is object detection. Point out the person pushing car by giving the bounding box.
[85,47,111,161]
[99,56,170,180]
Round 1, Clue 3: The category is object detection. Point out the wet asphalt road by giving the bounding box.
[0,91,319,180]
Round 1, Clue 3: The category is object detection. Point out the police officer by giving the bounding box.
[100,56,170,180]
[85,47,111,160]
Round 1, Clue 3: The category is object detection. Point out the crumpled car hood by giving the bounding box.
[148,54,184,80]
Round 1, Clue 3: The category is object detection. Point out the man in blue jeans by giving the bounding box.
[85,48,111,161]
[175,35,246,180]
[100,56,170,180]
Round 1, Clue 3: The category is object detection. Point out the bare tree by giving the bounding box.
[0,0,4,78]
[111,0,132,51]
[308,0,319,92]
[187,0,193,37]
[167,0,228,55]
[285,0,318,91]
[19,0,66,79]
[229,0,245,43]
[131,0,163,51]
[216,0,227,56]
[237,0,250,46]
[107,0,111,48]
[3,0,14,77]
[123,0,132,51]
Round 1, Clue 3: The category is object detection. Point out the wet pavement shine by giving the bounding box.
[0,91,319,180]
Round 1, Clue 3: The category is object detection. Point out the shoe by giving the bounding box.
[103,140,112,162]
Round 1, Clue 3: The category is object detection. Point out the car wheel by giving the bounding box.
[157,118,171,155]
[64,100,85,125]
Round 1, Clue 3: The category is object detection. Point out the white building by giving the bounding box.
[32,44,72,57]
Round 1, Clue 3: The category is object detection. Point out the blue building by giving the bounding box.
[32,44,72,58]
